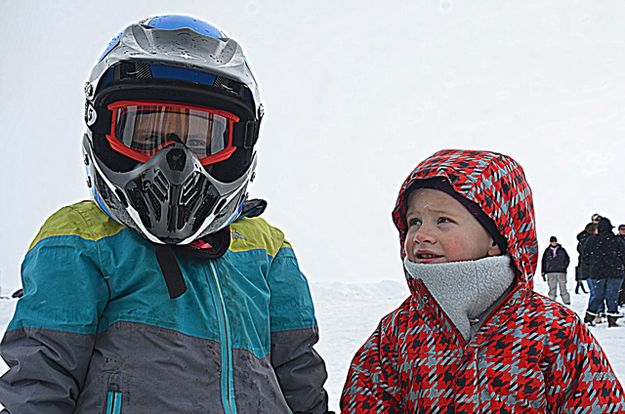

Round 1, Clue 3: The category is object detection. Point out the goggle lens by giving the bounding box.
[107,101,239,165]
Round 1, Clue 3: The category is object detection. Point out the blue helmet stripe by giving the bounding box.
[93,187,115,220]
[149,64,216,86]
[99,31,123,62]
[144,15,223,38]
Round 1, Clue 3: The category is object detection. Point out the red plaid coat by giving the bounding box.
[341,149,625,413]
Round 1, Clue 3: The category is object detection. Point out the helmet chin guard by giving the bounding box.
[84,137,256,245]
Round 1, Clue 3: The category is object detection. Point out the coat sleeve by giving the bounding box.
[618,238,625,267]
[581,238,593,268]
[545,314,625,412]
[540,250,546,274]
[563,248,570,269]
[267,243,331,414]
[0,224,109,413]
[340,311,403,414]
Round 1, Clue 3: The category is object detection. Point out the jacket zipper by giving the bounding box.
[105,391,122,414]
[207,260,237,414]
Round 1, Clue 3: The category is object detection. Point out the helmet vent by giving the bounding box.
[153,170,169,199]
[192,187,220,232]
[146,188,162,218]
[119,62,153,80]
[180,174,203,222]
[126,184,152,227]
[115,189,129,208]
[214,76,232,90]
[135,62,153,79]
[183,194,200,222]
[212,198,227,218]
[181,173,200,202]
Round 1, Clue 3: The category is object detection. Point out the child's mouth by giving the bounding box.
[415,253,444,263]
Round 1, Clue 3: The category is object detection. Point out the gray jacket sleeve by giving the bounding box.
[0,235,108,413]
[0,329,97,414]
[267,245,330,414]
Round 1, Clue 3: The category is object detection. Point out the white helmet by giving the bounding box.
[83,15,263,245]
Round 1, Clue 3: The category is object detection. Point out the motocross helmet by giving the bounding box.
[83,15,263,245]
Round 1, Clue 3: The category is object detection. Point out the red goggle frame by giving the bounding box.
[106,100,240,166]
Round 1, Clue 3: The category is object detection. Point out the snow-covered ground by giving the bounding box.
[0,278,623,412]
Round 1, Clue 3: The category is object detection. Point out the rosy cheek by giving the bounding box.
[441,238,467,261]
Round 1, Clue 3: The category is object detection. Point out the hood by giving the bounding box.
[598,217,614,234]
[577,231,590,242]
[392,149,538,290]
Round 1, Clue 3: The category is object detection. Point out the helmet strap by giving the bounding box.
[154,244,187,299]
[153,226,232,299]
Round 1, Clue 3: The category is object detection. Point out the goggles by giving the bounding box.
[106,100,240,165]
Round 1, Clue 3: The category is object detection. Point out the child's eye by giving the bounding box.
[438,217,453,224]
[408,218,421,227]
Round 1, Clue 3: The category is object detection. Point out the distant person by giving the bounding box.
[575,223,597,295]
[582,217,625,327]
[541,236,571,305]
[617,224,625,307]
[341,149,624,412]
[574,262,589,294]
[10,289,23,299]
[578,222,604,323]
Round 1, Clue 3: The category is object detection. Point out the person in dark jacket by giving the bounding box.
[541,236,571,304]
[582,217,625,327]
[575,222,597,294]
[617,224,625,307]
[575,223,597,294]
[578,223,604,323]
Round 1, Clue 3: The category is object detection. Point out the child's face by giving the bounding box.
[405,188,501,264]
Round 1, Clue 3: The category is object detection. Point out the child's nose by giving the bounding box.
[413,224,435,244]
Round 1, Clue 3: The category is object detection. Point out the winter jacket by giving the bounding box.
[0,201,329,414]
[540,244,570,274]
[341,149,625,413]
[576,231,592,281]
[582,219,625,280]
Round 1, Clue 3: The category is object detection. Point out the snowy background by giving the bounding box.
[1,278,624,411]
[2,1,625,411]
[3,1,625,292]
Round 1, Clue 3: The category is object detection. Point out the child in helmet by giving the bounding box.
[341,149,624,412]
[0,16,331,414]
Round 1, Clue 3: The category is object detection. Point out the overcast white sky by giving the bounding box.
[2,1,625,292]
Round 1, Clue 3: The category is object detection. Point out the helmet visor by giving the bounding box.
[106,100,239,165]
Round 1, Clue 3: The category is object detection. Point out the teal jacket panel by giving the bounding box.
[8,201,317,358]
[0,201,329,414]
